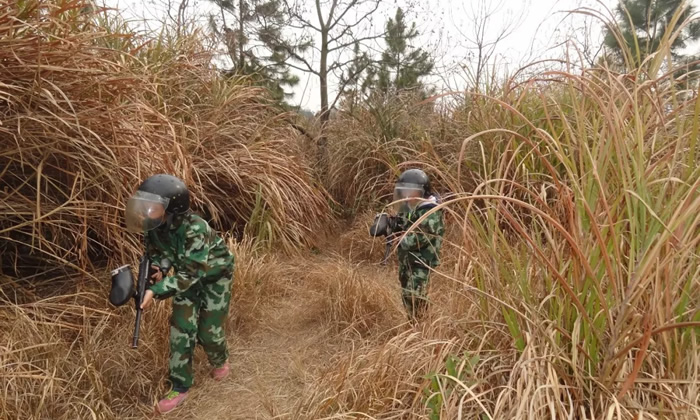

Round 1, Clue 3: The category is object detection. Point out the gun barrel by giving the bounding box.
[132,308,142,348]
[381,240,391,265]
[131,253,151,349]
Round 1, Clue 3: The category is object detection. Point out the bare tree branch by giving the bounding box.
[328,33,386,53]
[285,21,319,31]
[329,60,372,110]
[315,0,328,29]
[448,0,522,88]
[328,3,383,45]
[327,55,368,72]
[281,45,320,75]
[282,0,322,31]
[328,0,361,29]
[326,0,342,28]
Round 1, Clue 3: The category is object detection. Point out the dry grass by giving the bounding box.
[291,6,699,419]
[0,281,171,419]
[0,0,330,282]
[0,233,287,419]
[305,258,403,338]
[1,1,699,419]
[226,236,288,335]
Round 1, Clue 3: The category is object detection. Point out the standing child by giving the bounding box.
[124,174,234,414]
[391,169,445,320]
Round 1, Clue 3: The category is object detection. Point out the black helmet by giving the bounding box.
[124,174,189,232]
[396,169,431,197]
[136,174,190,214]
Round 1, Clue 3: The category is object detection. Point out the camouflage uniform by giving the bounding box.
[146,213,234,391]
[395,198,445,319]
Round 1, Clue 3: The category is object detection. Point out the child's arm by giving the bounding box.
[148,220,212,299]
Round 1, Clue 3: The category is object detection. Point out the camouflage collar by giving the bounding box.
[157,214,186,231]
[169,214,186,230]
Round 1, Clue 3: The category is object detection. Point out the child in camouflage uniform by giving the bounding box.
[391,169,445,319]
[125,174,234,414]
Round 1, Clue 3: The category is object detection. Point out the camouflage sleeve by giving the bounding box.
[145,234,164,268]
[392,214,409,232]
[399,210,445,251]
[149,219,211,299]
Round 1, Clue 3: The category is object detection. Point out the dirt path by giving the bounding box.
[173,282,323,418]
[166,249,402,420]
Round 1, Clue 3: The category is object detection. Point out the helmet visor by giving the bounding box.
[393,182,424,212]
[125,191,169,233]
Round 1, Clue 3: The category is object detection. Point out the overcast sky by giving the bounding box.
[105,0,700,111]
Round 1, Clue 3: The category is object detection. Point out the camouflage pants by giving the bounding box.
[169,267,233,391]
[398,252,431,319]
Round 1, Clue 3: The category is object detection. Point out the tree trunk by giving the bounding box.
[238,0,245,70]
[317,27,330,174]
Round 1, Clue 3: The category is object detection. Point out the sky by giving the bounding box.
[105,0,700,111]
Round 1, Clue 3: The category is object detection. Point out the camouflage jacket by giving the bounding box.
[145,213,234,299]
[396,196,445,268]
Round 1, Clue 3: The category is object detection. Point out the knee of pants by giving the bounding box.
[197,327,226,348]
[170,324,197,352]
[409,267,430,287]
[170,310,198,350]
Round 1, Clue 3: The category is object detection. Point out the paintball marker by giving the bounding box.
[109,252,171,348]
[369,213,400,265]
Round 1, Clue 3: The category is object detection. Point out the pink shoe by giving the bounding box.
[211,362,230,381]
[156,390,188,414]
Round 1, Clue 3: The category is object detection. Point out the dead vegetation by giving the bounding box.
[1,1,699,419]
[0,0,329,283]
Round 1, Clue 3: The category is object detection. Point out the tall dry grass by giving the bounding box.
[0,231,282,419]
[0,274,171,418]
[0,0,329,283]
[294,7,700,420]
[1,0,699,419]
[0,1,327,418]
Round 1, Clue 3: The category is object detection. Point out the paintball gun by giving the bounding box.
[369,213,400,265]
[109,251,171,348]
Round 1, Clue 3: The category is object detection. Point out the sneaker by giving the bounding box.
[156,390,188,414]
[211,362,230,381]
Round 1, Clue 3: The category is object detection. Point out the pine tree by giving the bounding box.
[208,0,307,103]
[604,0,700,67]
[376,8,434,95]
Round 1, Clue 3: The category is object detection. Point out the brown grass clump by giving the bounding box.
[0,0,330,282]
[322,90,493,214]
[227,236,289,335]
[335,210,394,264]
[291,288,513,420]
[0,233,282,419]
[0,284,171,419]
[304,258,403,338]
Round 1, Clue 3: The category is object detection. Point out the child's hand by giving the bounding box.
[151,265,163,282]
[140,289,155,309]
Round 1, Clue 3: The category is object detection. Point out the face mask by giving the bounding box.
[393,182,423,213]
[125,191,169,233]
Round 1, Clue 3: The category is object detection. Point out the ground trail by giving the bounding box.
[167,249,403,420]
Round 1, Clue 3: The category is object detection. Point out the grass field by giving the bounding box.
[1,1,698,419]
